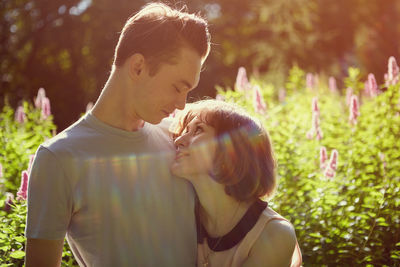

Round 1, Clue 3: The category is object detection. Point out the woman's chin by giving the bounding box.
[170,163,188,179]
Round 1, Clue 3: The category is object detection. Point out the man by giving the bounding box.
[25,3,210,266]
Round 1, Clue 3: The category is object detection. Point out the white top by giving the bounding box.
[26,113,197,266]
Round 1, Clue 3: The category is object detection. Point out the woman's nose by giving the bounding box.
[174,134,187,149]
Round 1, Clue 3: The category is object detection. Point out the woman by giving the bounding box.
[171,99,302,267]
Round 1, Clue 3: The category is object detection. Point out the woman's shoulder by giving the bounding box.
[242,207,297,267]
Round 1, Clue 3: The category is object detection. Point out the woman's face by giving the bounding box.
[171,116,217,179]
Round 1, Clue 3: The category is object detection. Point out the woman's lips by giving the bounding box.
[175,152,189,160]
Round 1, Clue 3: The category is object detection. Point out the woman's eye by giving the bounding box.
[195,126,203,134]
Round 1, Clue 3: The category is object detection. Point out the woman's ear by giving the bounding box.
[128,53,145,79]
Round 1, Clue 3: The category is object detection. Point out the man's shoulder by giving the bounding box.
[41,115,94,153]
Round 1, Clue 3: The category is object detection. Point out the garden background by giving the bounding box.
[1,0,400,266]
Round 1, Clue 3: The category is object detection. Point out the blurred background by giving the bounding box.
[1,0,399,131]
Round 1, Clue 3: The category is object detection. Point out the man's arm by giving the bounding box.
[25,238,64,267]
[242,219,297,267]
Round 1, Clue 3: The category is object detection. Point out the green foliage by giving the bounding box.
[0,100,78,266]
[0,102,55,192]
[220,67,400,266]
[344,67,364,94]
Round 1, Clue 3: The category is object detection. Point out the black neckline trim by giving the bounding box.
[196,199,268,252]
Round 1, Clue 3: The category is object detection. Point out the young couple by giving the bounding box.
[25,3,301,267]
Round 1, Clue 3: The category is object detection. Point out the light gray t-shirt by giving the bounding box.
[26,113,196,266]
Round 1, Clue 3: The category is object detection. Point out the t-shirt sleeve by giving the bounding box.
[25,146,73,240]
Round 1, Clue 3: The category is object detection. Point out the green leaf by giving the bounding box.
[9,250,25,259]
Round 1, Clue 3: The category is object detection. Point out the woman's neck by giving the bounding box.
[192,175,253,237]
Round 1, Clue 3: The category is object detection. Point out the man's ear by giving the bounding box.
[128,53,145,79]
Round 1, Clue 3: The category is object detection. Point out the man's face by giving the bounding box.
[132,47,203,124]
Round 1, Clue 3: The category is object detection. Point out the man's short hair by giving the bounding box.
[113,2,211,75]
[172,99,277,202]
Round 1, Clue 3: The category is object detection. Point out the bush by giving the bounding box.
[0,93,77,266]
[1,61,399,266]
[218,63,400,266]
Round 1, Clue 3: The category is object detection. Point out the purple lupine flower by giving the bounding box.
[306,98,323,140]
[306,129,314,140]
[312,97,319,116]
[315,127,323,141]
[346,87,353,106]
[216,94,225,101]
[235,67,251,92]
[314,74,319,89]
[324,166,335,178]
[86,102,94,113]
[379,152,387,169]
[16,170,29,201]
[306,73,314,90]
[323,149,338,178]
[15,106,27,123]
[320,147,328,169]
[278,88,286,102]
[306,112,323,140]
[384,73,389,86]
[4,193,14,212]
[28,154,35,174]
[368,73,378,97]
[41,97,51,119]
[312,112,320,130]
[329,76,337,92]
[329,149,339,170]
[349,95,360,125]
[363,80,370,97]
[35,88,46,109]
[253,85,267,114]
[387,56,399,86]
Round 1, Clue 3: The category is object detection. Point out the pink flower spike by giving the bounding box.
[368,73,378,97]
[235,67,251,92]
[314,74,320,89]
[306,129,314,139]
[312,112,320,130]
[4,193,14,212]
[315,127,323,141]
[349,95,360,125]
[388,56,399,85]
[329,149,339,170]
[312,97,319,115]
[15,106,26,123]
[0,163,3,178]
[320,147,327,169]
[86,102,94,113]
[28,154,35,174]
[278,88,286,102]
[216,94,225,101]
[306,73,314,90]
[346,87,353,106]
[16,170,29,201]
[253,85,267,114]
[35,87,46,109]
[324,166,336,178]
[41,97,51,119]
[329,77,337,92]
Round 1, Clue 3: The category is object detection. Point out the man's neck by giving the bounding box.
[91,69,144,132]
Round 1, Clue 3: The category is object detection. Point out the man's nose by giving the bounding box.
[175,94,187,110]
